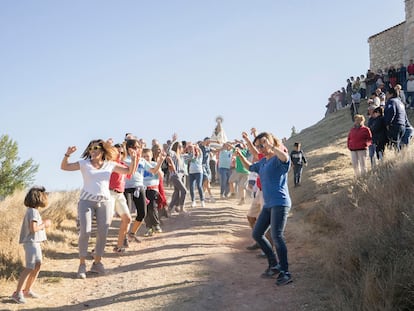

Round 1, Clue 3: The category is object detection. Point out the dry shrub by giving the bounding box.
[42,190,78,228]
[318,149,414,311]
[0,190,79,280]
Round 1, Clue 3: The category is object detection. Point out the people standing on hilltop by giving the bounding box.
[290,142,307,187]
[406,75,414,109]
[235,132,293,286]
[11,187,51,304]
[369,106,388,162]
[347,114,372,176]
[61,139,137,279]
[359,75,367,99]
[397,63,407,90]
[407,59,414,77]
[366,69,377,97]
[384,87,407,151]
[350,90,361,122]
[376,87,386,107]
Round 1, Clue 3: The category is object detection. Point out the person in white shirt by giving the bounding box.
[61,139,137,279]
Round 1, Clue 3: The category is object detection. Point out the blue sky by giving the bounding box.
[0,1,406,191]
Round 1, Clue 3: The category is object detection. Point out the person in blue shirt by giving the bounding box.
[235,132,292,286]
[384,87,407,151]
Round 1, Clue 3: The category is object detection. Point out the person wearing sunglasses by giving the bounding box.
[61,139,138,279]
[235,132,293,286]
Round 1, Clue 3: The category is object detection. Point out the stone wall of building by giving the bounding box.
[368,22,405,72]
[403,0,414,63]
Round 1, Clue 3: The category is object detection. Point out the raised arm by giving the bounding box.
[113,148,138,175]
[61,146,80,171]
[147,151,166,174]
[242,131,259,161]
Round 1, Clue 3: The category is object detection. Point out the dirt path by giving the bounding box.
[1,187,329,311]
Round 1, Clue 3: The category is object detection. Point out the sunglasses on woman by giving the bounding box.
[89,145,102,151]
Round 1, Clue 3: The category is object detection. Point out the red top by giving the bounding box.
[408,63,414,75]
[109,161,128,192]
[347,126,372,151]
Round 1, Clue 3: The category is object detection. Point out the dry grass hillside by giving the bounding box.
[285,102,414,310]
[0,101,413,310]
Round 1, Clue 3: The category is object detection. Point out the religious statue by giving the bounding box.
[210,116,228,147]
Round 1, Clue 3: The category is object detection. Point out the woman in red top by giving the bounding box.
[109,143,132,252]
[347,114,372,176]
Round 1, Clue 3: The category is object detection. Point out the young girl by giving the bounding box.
[12,186,51,304]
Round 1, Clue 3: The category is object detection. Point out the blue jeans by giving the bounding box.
[253,205,290,272]
[189,172,204,201]
[388,124,406,151]
[293,165,303,185]
[219,167,230,196]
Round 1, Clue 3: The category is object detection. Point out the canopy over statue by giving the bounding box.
[210,116,228,148]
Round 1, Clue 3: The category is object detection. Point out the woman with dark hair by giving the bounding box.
[166,140,188,213]
[61,139,137,279]
[235,132,293,286]
[124,139,165,239]
[369,106,388,161]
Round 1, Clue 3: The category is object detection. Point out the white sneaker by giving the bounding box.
[11,291,26,304]
[201,201,205,207]
[77,264,87,279]
[191,201,196,208]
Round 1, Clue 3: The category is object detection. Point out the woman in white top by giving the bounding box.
[61,139,137,279]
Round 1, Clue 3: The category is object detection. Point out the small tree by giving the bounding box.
[0,135,38,198]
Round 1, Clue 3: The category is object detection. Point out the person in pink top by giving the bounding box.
[109,143,132,253]
[347,114,372,176]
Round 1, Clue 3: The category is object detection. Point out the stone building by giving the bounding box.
[368,0,414,71]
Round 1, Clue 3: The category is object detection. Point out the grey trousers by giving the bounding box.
[78,199,112,258]
[168,174,187,210]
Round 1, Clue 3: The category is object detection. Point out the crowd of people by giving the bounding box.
[326,59,414,116]
[11,126,301,303]
[347,86,412,176]
[321,60,414,177]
